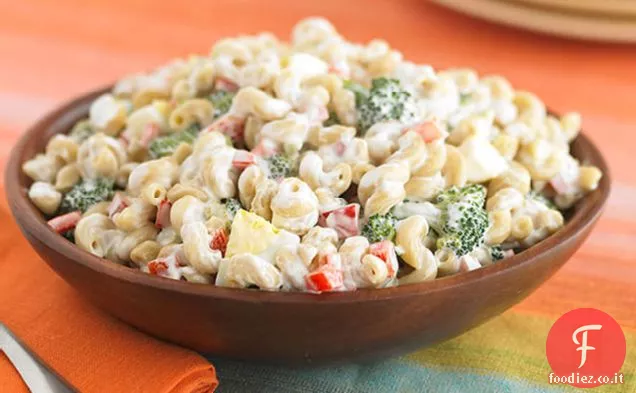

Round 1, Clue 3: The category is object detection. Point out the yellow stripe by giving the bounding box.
[407,311,636,392]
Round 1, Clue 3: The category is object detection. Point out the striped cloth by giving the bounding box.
[0,0,634,392]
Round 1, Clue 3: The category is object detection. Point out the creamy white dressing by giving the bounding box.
[126,105,167,137]
[179,143,237,200]
[28,182,59,199]
[271,178,319,213]
[89,94,123,130]
[287,53,328,79]
[77,133,127,179]
[555,155,581,195]
[257,230,300,264]
[274,210,319,235]
[458,135,508,183]
[420,77,460,120]
[127,158,178,195]
[446,202,465,231]
[491,99,518,125]
[392,201,440,223]
[277,248,311,290]
[157,227,178,246]
[261,113,310,152]
[365,121,404,163]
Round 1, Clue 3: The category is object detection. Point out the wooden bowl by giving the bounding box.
[5,88,610,365]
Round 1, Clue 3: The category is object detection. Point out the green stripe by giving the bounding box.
[406,312,636,392]
[209,356,569,393]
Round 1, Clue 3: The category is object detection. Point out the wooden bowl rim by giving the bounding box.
[5,87,611,304]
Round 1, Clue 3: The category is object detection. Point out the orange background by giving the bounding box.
[0,0,635,391]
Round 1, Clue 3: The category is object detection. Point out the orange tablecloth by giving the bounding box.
[0,0,634,392]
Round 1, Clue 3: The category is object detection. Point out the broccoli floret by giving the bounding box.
[343,80,369,107]
[208,198,243,228]
[62,230,75,243]
[431,184,490,257]
[489,245,505,261]
[527,190,556,210]
[361,212,398,243]
[59,178,115,213]
[223,198,242,220]
[209,91,235,118]
[149,125,199,159]
[69,119,95,143]
[323,110,340,127]
[266,154,295,180]
[356,77,418,134]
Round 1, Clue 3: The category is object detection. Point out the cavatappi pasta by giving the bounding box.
[25,18,602,292]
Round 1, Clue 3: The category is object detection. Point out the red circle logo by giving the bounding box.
[546,308,626,388]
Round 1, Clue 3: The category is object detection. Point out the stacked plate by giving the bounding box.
[431,0,636,43]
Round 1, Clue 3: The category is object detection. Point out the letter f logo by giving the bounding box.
[572,324,602,368]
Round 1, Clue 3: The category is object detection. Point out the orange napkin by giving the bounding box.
[0,195,218,393]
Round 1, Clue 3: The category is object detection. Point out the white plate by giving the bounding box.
[511,0,636,18]
[431,0,636,43]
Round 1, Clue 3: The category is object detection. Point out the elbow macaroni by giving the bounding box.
[28,182,62,215]
[23,18,602,292]
[271,178,319,235]
[395,216,438,283]
[77,133,128,180]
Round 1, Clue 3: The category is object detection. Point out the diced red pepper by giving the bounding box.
[139,123,160,148]
[209,227,229,256]
[404,120,444,143]
[333,141,347,156]
[47,211,82,234]
[108,192,129,219]
[214,77,239,92]
[305,267,344,292]
[155,200,172,229]
[368,240,399,278]
[147,259,169,275]
[203,114,245,143]
[232,150,257,169]
[320,204,360,239]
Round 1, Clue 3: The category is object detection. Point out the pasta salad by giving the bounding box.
[24,18,603,292]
